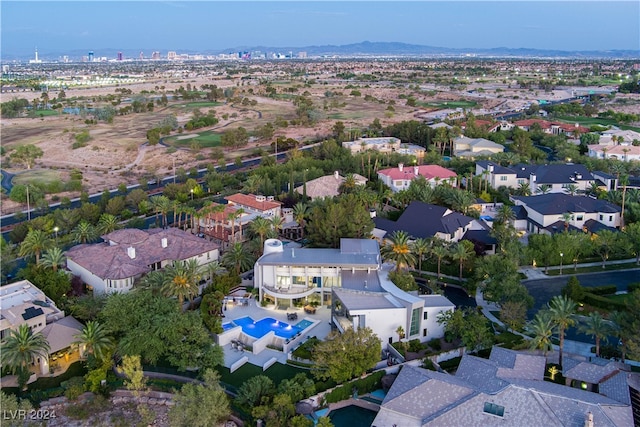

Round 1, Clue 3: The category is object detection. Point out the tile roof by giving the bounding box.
[225,193,282,212]
[66,228,219,280]
[41,315,83,354]
[374,201,474,240]
[512,194,621,215]
[378,164,457,181]
[294,173,367,199]
[375,349,634,427]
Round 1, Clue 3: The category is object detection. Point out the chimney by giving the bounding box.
[488,165,494,172]
[127,247,136,259]
[584,412,593,427]
[398,163,404,172]
[369,208,376,218]
[161,237,168,248]
[413,166,419,176]
[334,171,340,180]
[256,194,266,202]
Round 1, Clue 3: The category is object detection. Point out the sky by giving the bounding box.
[1,1,639,57]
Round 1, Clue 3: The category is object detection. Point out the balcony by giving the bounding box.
[262,284,317,299]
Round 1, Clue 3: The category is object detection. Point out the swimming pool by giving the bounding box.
[221,322,235,331]
[233,316,302,339]
[295,319,314,330]
[328,405,377,427]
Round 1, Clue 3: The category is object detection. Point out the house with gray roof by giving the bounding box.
[373,347,636,427]
[0,280,83,376]
[373,201,486,244]
[476,161,596,194]
[453,136,504,158]
[511,194,621,235]
[66,228,220,295]
[253,239,454,344]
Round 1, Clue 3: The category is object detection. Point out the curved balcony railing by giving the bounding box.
[262,284,317,299]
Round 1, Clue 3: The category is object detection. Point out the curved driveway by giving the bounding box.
[1,169,15,193]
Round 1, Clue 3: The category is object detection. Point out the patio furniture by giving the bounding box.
[304,305,316,314]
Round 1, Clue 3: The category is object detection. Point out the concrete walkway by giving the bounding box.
[519,258,638,280]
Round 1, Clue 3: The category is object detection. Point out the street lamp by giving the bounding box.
[559,252,564,275]
[53,226,59,242]
[190,188,194,201]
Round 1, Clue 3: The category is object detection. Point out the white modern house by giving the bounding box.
[343,137,401,154]
[476,161,595,194]
[66,228,220,295]
[0,280,83,376]
[511,194,621,234]
[253,239,454,344]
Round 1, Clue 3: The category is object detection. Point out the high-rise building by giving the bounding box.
[167,51,177,60]
[29,47,42,64]
[117,52,123,61]
[151,51,161,60]
[139,51,144,60]
[88,51,94,62]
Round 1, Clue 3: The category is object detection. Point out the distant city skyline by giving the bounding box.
[1,1,639,58]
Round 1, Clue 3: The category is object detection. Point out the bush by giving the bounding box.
[427,338,442,351]
[628,282,640,293]
[408,339,423,353]
[324,371,384,404]
[422,358,435,370]
[582,293,626,311]
[388,270,418,292]
[588,285,617,296]
[61,376,86,401]
[438,356,462,372]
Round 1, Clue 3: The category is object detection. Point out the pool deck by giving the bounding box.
[220,297,332,370]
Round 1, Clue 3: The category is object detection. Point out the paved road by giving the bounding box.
[523,269,640,345]
[523,269,640,315]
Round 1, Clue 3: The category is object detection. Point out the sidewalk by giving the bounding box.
[518,257,638,280]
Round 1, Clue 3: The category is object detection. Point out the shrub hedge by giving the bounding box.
[324,371,385,404]
[628,282,640,293]
[587,285,617,296]
[582,293,626,311]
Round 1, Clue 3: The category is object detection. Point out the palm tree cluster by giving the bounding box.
[397,176,477,215]
[379,232,476,280]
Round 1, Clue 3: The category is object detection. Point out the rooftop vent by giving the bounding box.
[127,246,136,259]
[398,163,404,172]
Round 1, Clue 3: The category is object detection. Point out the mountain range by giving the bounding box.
[4,41,638,61]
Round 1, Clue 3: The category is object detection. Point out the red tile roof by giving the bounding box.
[226,193,282,212]
[378,165,457,181]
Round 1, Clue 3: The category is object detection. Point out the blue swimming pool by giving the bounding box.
[233,316,302,339]
[295,319,314,330]
[222,322,235,331]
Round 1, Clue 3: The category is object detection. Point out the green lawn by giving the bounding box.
[181,101,222,108]
[31,109,61,117]
[605,293,634,304]
[164,131,222,148]
[215,362,310,391]
[327,112,367,120]
[545,262,639,276]
[554,116,640,133]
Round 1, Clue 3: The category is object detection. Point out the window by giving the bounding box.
[409,308,421,336]
[517,179,525,185]
[500,176,507,181]
[423,312,428,320]
[599,214,603,221]
[423,328,428,337]
[483,402,505,417]
[576,215,583,221]
[609,215,613,221]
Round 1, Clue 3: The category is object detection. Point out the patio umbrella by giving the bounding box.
[295,402,314,415]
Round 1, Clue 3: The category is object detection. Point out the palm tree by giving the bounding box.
[564,183,579,196]
[235,208,246,242]
[515,182,531,196]
[292,202,309,239]
[19,229,54,265]
[137,270,165,294]
[1,324,50,389]
[226,210,241,244]
[339,174,357,194]
[204,261,225,283]
[270,215,284,237]
[447,191,475,215]
[41,247,66,272]
[560,212,573,232]
[536,184,552,195]
[450,241,474,280]
[97,213,120,235]
[222,242,254,276]
[587,181,601,198]
[526,311,554,356]
[150,195,172,228]
[430,243,449,279]
[608,310,633,363]
[411,238,430,273]
[494,205,515,226]
[549,295,577,367]
[73,321,113,361]
[162,259,202,309]
[578,312,610,358]
[71,221,98,244]
[381,231,416,271]
[250,217,272,253]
